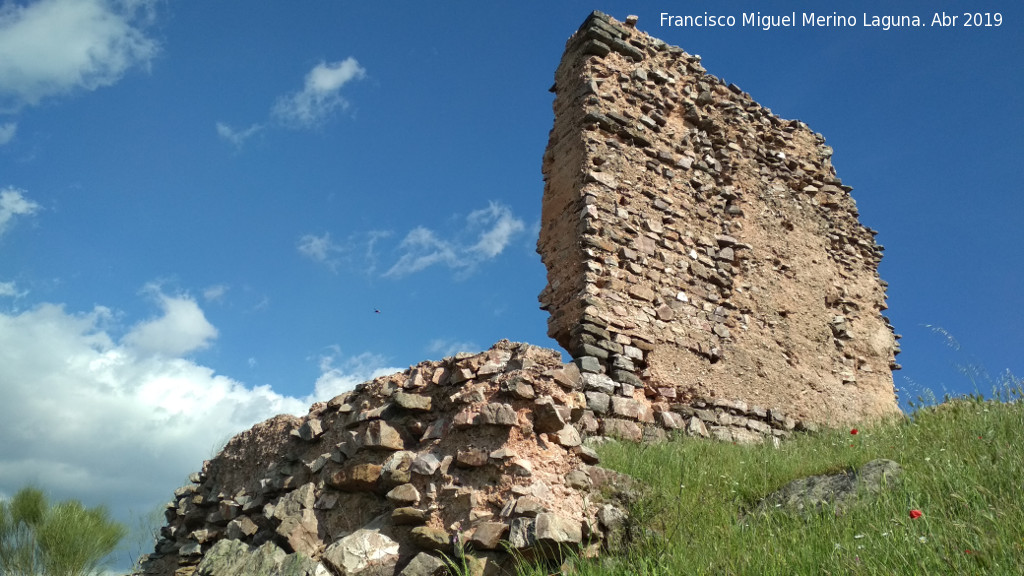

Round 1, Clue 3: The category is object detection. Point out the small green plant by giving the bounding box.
[0,486,126,576]
[439,548,472,576]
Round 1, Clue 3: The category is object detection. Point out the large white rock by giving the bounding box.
[322,529,401,575]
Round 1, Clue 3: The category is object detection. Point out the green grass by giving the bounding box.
[517,380,1024,576]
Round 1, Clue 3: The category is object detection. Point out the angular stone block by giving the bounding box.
[469,522,509,550]
[535,513,582,545]
[600,419,642,442]
[476,403,518,426]
[322,529,400,576]
[363,420,405,451]
[399,552,447,576]
[327,463,382,492]
[394,392,432,412]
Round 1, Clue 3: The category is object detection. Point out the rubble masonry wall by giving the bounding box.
[538,12,901,425]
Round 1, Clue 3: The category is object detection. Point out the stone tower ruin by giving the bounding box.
[538,12,901,425]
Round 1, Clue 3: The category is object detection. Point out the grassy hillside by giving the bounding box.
[521,382,1024,575]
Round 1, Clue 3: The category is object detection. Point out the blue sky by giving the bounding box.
[0,0,1021,570]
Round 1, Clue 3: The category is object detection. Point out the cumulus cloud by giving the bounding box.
[0,300,304,566]
[0,0,159,111]
[215,121,262,148]
[384,201,525,278]
[122,287,218,356]
[0,122,16,145]
[0,292,397,570]
[272,58,366,128]
[0,187,40,237]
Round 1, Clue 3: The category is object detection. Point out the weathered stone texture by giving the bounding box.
[538,11,900,426]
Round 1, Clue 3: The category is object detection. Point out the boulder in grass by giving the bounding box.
[750,459,903,517]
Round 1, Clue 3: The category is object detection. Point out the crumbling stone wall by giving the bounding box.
[538,12,901,426]
[134,341,813,576]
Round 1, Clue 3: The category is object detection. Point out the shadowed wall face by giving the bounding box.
[538,12,900,425]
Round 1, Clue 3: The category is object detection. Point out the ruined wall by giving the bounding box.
[135,341,815,576]
[538,12,901,426]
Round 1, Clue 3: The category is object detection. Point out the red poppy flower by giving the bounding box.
[909,509,923,519]
[851,428,859,435]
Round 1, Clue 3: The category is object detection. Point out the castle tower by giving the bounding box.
[538,12,901,425]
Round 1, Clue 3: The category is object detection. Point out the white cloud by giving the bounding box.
[0,293,397,570]
[0,122,16,145]
[468,202,527,258]
[297,232,337,262]
[216,58,364,146]
[311,347,402,399]
[202,284,229,303]
[0,186,41,237]
[362,229,392,275]
[297,230,393,275]
[0,280,27,298]
[386,226,458,276]
[272,58,366,128]
[0,300,304,567]
[297,231,344,271]
[215,121,262,147]
[0,0,159,111]
[426,338,480,359]
[122,287,218,356]
[384,201,525,278]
